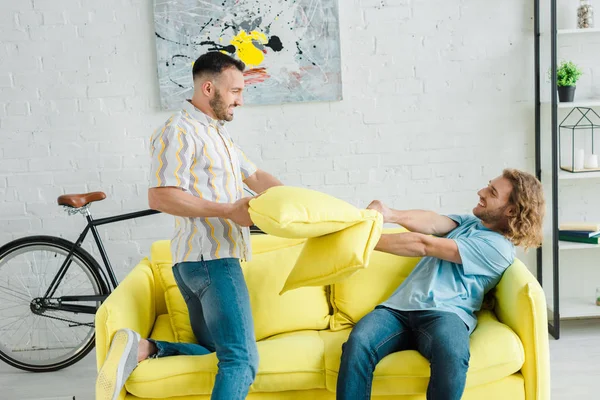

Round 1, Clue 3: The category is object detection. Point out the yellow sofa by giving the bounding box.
[95,233,550,400]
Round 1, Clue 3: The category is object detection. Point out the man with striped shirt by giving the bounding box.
[96,52,282,400]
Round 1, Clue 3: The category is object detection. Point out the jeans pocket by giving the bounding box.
[173,261,212,299]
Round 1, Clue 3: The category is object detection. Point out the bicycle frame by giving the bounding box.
[41,207,161,315]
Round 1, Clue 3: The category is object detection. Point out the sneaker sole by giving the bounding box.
[96,330,139,400]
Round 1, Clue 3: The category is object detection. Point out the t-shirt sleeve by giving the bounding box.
[149,123,194,190]
[235,143,258,180]
[454,232,515,278]
[446,214,478,227]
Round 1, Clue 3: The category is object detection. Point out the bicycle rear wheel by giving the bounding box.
[0,235,108,372]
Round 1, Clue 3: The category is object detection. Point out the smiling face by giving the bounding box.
[208,67,245,121]
[473,176,514,226]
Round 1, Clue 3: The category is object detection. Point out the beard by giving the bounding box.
[474,204,507,225]
[209,90,233,121]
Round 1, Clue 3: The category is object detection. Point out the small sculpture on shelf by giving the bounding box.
[559,106,600,172]
[578,0,595,28]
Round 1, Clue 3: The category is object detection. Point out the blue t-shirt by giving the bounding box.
[381,214,515,333]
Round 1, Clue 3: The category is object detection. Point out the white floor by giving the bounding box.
[0,319,599,400]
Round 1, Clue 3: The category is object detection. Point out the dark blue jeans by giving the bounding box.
[337,306,470,400]
[151,258,258,400]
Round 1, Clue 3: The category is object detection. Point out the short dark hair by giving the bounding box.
[192,52,245,80]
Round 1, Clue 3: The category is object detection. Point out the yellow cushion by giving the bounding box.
[249,186,379,238]
[149,314,176,342]
[149,241,195,343]
[280,217,383,294]
[328,228,420,330]
[321,310,524,395]
[126,330,326,397]
[150,236,332,343]
[242,236,331,340]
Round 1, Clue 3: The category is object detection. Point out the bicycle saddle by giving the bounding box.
[57,191,107,208]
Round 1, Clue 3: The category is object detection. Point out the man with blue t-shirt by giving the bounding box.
[336,169,545,400]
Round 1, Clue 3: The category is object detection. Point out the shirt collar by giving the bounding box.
[182,100,225,127]
[475,219,492,231]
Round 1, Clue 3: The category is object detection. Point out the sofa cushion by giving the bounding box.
[242,236,331,340]
[149,314,176,342]
[281,217,382,294]
[248,186,378,238]
[126,329,326,398]
[321,310,525,395]
[328,228,420,330]
[150,236,331,343]
[150,241,195,343]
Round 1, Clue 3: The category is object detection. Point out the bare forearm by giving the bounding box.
[375,232,461,264]
[388,210,456,236]
[375,232,428,257]
[244,169,283,194]
[148,187,231,218]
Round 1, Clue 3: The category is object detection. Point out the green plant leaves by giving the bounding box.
[553,61,583,87]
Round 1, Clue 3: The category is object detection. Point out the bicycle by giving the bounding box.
[0,191,160,372]
[0,190,264,373]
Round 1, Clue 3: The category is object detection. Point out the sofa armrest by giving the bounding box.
[95,259,157,371]
[494,259,550,400]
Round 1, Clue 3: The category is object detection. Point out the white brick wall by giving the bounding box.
[0,0,538,276]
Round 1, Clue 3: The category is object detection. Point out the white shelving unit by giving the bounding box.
[558,27,600,35]
[559,240,600,250]
[559,100,600,108]
[542,28,600,36]
[557,172,600,321]
[549,297,600,319]
[559,169,600,180]
[537,19,600,335]
[542,100,600,108]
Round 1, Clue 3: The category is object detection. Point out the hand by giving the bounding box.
[226,197,254,227]
[367,200,392,223]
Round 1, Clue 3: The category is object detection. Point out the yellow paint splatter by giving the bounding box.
[230,30,268,67]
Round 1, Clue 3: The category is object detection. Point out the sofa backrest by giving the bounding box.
[149,235,332,342]
[330,246,421,330]
[148,229,523,339]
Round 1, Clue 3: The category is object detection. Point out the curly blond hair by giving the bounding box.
[502,169,545,249]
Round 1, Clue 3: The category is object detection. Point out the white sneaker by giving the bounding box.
[96,328,141,400]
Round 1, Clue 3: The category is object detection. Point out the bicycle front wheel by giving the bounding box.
[0,235,108,372]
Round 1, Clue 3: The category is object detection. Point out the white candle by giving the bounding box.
[585,154,599,169]
[575,149,585,170]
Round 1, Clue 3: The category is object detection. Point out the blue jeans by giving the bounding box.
[337,306,470,400]
[151,258,258,400]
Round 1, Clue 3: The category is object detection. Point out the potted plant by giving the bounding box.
[555,61,583,102]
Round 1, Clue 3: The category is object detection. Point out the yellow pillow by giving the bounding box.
[281,214,383,294]
[152,260,196,343]
[150,236,332,343]
[328,228,422,330]
[242,235,331,340]
[149,242,196,343]
[249,186,368,238]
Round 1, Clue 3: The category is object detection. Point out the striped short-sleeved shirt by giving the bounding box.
[149,100,258,264]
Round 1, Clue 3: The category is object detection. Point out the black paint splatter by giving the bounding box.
[166,54,194,67]
[266,35,283,51]
[198,41,236,54]
[170,78,186,89]
[220,22,238,35]
[156,32,235,54]
[156,32,190,47]
[199,18,214,32]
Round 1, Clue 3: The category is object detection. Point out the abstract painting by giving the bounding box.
[153,0,342,109]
